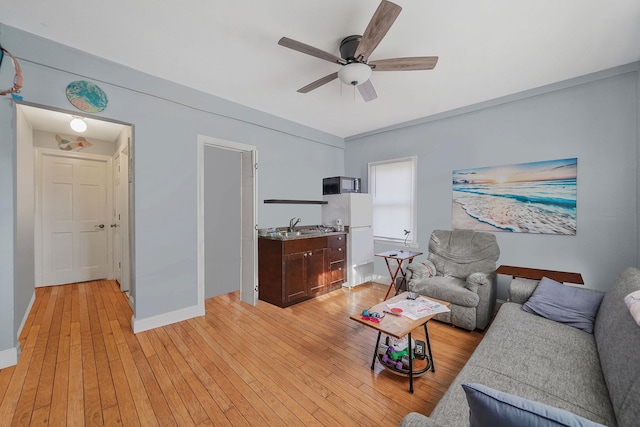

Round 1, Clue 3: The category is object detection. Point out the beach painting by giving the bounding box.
[452,158,577,235]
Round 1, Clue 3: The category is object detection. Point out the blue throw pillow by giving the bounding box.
[462,383,606,427]
[522,277,604,333]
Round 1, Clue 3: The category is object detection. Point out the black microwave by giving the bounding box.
[323,176,361,195]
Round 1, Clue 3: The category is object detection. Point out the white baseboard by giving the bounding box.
[372,274,388,283]
[17,291,36,340]
[342,283,363,289]
[131,304,205,334]
[0,347,18,369]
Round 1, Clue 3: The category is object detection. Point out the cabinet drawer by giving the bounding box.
[328,245,346,262]
[283,236,326,254]
[327,234,346,247]
[330,260,345,284]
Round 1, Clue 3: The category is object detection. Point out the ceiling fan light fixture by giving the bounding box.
[338,62,372,86]
[70,117,87,133]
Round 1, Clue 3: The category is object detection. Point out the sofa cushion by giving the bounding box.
[409,276,480,308]
[430,303,615,426]
[522,277,604,333]
[462,383,606,427]
[594,267,640,427]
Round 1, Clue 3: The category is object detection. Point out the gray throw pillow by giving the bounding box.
[462,383,606,427]
[522,277,604,333]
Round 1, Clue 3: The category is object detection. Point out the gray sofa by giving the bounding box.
[406,230,500,331]
[400,267,640,427]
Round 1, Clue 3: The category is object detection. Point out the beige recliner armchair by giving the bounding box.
[406,229,500,331]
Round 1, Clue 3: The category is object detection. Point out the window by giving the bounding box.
[368,156,417,245]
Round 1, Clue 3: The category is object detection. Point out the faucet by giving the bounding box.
[289,217,301,232]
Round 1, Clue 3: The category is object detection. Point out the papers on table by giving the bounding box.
[386,297,450,320]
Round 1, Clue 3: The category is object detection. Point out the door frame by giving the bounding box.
[196,134,258,311]
[34,147,114,287]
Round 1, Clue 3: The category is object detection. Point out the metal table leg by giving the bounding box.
[424,322,435,372]
[408,331,414,393]
[371,331,382,370]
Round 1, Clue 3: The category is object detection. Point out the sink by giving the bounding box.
[278,231,301,237]
[300,230,322,235]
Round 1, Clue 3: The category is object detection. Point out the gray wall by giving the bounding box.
[346,65,640,299]
[0,23,344,356]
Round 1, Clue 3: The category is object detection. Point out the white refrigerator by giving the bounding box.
[322,193,374,287]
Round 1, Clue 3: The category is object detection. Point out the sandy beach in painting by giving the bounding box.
[452,202,504,232]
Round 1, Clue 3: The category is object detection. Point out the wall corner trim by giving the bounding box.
[17,292,36,340]
[0,347,18,369]
[131,304,205,334]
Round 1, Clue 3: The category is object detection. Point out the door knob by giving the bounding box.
[110,224,119,228]
[95,224,105,229]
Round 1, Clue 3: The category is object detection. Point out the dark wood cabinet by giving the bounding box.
[327,234,346,288]
[258,233,346,307]
[283,251,307,302]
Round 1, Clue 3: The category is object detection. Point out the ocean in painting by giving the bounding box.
[452,158,577,235]
[453,179,576,234]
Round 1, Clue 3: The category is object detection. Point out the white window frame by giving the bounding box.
[368,156,418,246]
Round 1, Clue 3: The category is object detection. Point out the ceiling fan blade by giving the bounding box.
[354,0,402,62]
[278,37,346,65]
[357,80,378,102]
[370,56,439,71]
[297,72,339,93]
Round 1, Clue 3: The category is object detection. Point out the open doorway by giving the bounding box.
[16,102,135,314]
[197,135,258,310]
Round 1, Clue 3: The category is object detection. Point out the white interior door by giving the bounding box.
[112,153,122,284]
[118,142,130,293]
[240,149,258,305]
[40,152,110,286]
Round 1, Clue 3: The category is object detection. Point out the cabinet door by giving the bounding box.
[284,252,307,303]
[306,248,326,294]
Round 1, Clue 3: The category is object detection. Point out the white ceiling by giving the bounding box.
[2,0,640,138]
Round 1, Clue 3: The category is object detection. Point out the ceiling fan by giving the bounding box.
[278,0,438,102]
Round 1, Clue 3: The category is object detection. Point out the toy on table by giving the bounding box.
[361,308,384,323]
[380,336,427,370]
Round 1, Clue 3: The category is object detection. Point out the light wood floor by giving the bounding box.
[0,280,484,426]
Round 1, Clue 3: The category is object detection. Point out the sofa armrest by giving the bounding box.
[407,262,428,283]
[468,272,497,330]
[466,272,492,292]
[398,412,444,427]
[407,260,436,283]
[508,277,540,304]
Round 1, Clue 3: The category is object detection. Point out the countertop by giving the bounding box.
[258,228,347,241]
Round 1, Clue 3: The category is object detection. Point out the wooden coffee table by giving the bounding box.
[350,292,450,393]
